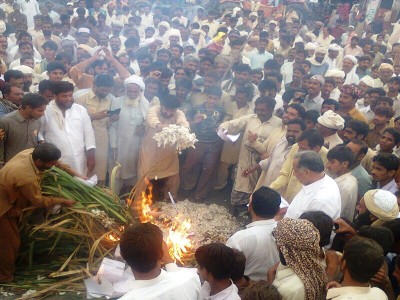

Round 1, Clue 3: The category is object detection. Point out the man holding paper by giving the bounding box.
[219,96,281,215]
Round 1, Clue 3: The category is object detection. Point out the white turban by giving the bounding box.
[379,63,394,72]
[124,75,145,90]
[310,75,325,86]
[13,65,33,74]
[169,29,181,37]
[328,43,342,52]
[317,110,345,130]
[343,55,357,64]
[78,27,90,34]
[158,21,170,30]
[359,75,375,88]
[325,69,346,79]
[305,42,317,51]
[315,46,328,54]
[364,189,399,225]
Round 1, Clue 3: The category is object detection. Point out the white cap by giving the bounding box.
[78,27,90,34]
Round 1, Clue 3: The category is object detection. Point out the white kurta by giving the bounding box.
[109,96,148,180]
[19,0,40,27]
[39,102,96,176]
[226,219,279,281]
[334,172,358,221]
[285,174,342,220]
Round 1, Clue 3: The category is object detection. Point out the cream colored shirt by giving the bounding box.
[326,286,388,299]
[334,172,358,221]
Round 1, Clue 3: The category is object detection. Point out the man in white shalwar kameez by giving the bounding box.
[39,81,96,176]
[19,0,40,28]
[110,76,150,195]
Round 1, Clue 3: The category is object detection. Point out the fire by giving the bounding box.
[138,179,154,223]
[135,179,194,264]
[106,233,119,242]
[165,219,194,264]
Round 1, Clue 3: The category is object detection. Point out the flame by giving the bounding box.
[135,179,194,264]
[138,179,154,223]
[106,233,119,242]
[165,219,194,264]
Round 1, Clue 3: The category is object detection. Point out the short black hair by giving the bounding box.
[343,237,384,283]
[374,106,395,119]
[241,281,282,300]
[327,145,355,167]
[42,40,58,51]
[235,63,252,74]
[366,87,386,96]
[32,143,61,162]
[251,187,281,218]
[300,211,333,247]
[287,118,306,131]
[4,70,24,82]
[258,79,277,92]
[297,128,324,148]
[383,127,400,144]
[175,77,193,90]
[236,85,253,99]
[255,96,276,111]
[263,59,280,71]
[38,79,54,94]
[94,73,114,87]
[120,223,163,273]
[21,93,47,109]
[359,226,394,255]
[52,81,74,95]
[372,153,400,172]
[345,119,370,139]
[303,110,320,126]
[47,61,67,74]
[322,98,339,111]
[195,243,235,279]
[55,52,73,64]
[230,249,246,281]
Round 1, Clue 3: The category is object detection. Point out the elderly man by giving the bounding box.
[342,55,360,85]
[219,96,281,213]
[316,110,345,149]
[137,94,189,200]
[338,84,368,123]
[325,69,346,100]
[308,47,329,76]
[355,189,399,228]
[109,76,150,195]
[269,129,328,202]
[303,75,325,112]
[373,63,394,90]
[76,74,117,185]
[325,43,342,70]
[285,151,341,219]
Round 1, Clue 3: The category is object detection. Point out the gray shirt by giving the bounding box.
[303,92,324,112]
[351,164,373,200]
[0,110,40,165]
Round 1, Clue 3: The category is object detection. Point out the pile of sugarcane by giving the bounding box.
[1,167,133,299]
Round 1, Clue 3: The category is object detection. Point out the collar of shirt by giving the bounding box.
[246,219,276,229]
[305,92,322,102]
[378,179,397,191]
[202,281,239,300]
[15,110,28,123]
[29,153,41,176]
[326,286,373,298]
[302,174,328,194]
[130,269,167,289]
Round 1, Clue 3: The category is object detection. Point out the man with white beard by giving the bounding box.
[342,55,360,85]
[109,76,150,195]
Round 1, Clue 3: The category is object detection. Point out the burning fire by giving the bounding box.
[106,233,119,242]
[166,219,194,264]
[135,179,194,264]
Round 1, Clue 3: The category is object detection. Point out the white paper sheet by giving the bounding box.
[217,128,241,142]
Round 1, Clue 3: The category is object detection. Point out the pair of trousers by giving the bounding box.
[0,212,20,283]
[181,140,223,199]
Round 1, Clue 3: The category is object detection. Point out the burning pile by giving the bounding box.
[130,181,241,265]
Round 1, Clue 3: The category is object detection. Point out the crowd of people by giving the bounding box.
[1,0,400,298]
